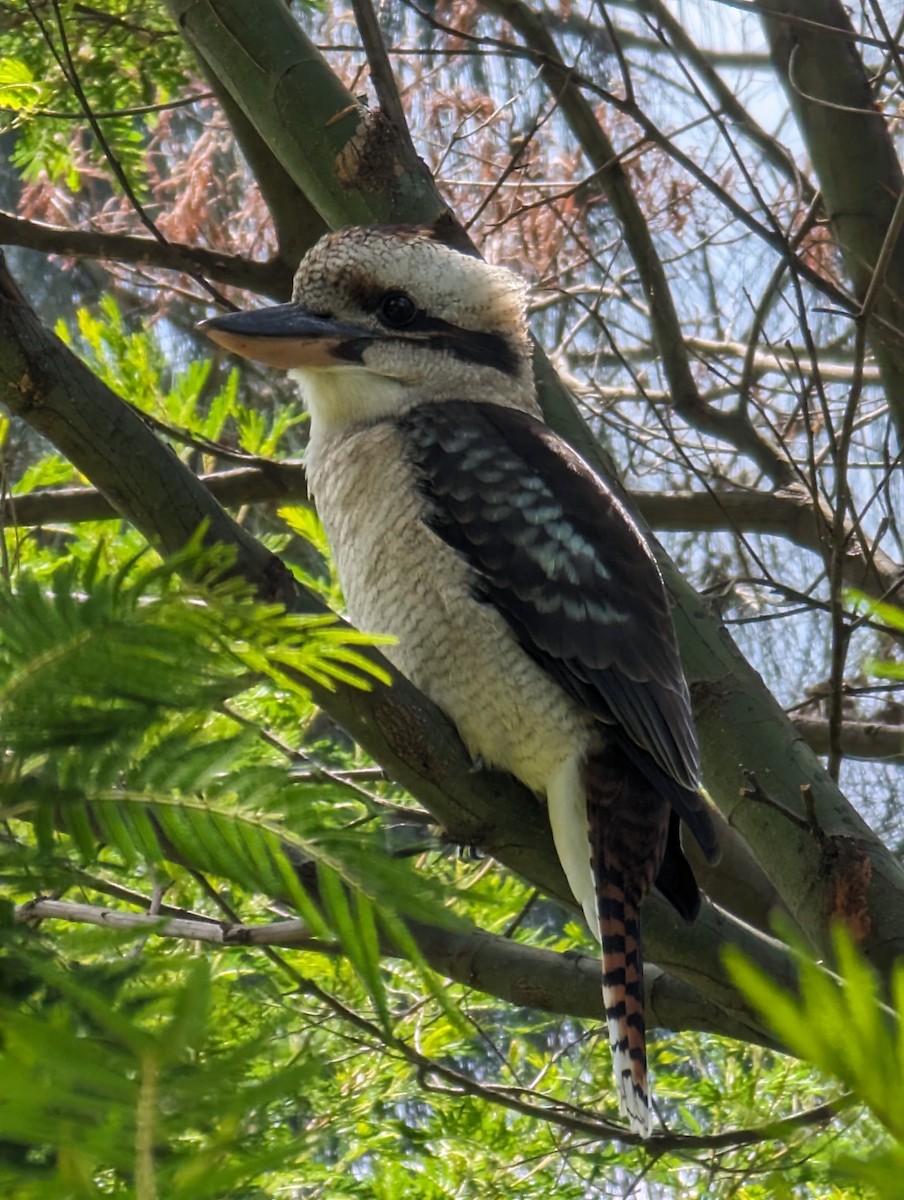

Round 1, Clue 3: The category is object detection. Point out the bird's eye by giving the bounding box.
[376,291,418,328]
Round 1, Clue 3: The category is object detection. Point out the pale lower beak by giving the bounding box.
[198,305,375,369]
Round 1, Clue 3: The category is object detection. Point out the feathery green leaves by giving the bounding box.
[726,925,904,1194]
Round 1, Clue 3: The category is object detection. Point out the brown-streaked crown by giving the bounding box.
[290,225,529,356]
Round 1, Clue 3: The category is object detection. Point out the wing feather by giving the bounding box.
[399,401,718,862]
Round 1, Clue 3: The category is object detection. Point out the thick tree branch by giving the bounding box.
[186,48,328,271]
[756,0,904,443]
[10,462,903,763]
[164,0,445,229]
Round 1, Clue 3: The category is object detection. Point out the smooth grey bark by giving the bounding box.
[757,0,904,444]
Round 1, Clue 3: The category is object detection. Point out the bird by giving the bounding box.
[199,224,719,1137]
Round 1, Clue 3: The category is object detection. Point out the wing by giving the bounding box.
[398,400,718,863]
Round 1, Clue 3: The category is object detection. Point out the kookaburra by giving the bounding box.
[200,224,719,1137]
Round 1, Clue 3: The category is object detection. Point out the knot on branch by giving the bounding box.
[821,836,872,944]
[335,107,403,194]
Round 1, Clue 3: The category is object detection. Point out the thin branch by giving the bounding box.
[24,896,265,941]
[14,896,768,1042]
[0,211,292,300]
[791,717,903,764]
[16,898,246,943]
[539,11,773,70]
[4,90,214,120]
[634,0,817,205]
[826,320,867,779]
[351,0,417,162]
[787,41,903,119]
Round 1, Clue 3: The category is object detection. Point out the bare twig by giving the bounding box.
[826,321,867,779]
[3,90,214,120]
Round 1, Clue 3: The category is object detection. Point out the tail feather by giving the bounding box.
[597,861,651,1137]
[584,746,671,1139]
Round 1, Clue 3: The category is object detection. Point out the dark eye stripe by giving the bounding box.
[344,278,519,375]
[334,325,520,376]
[416,322,520,376]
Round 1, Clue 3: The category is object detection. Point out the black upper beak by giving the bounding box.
[198,304,374,369]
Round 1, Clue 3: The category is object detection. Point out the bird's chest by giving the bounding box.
[305,422,594,792]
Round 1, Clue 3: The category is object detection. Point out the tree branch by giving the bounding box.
[756,0,904,442]
[350,0,420,166]
[791,717,903,764]
[164,0,445,228]
[185,47,328,271]
[0,210,292,300]
[15,896,773,1045]
[8,469,898,605]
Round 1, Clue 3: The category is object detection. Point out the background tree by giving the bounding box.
[0,1,902,1195]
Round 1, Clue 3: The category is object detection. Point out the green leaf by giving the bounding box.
[0,58,49,111]
[318,863,390,1031]
[725,926,904,1143]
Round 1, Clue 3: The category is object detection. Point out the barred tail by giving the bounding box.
[583,746,671,1139]
[597,858,651,1138]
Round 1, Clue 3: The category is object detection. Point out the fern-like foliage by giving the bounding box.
[3,549,454,967]
[3,4,198,195]
[0,541,387,751]
[55,298,306,458]
[726,925,904,1195]
[0,936,336,1199]
[0,542,484,1194]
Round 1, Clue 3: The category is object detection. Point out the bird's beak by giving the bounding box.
[198,305,374,369]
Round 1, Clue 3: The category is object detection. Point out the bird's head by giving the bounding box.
[199,225,538,433]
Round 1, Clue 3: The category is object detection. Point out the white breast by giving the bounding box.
[305,422,598,797]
